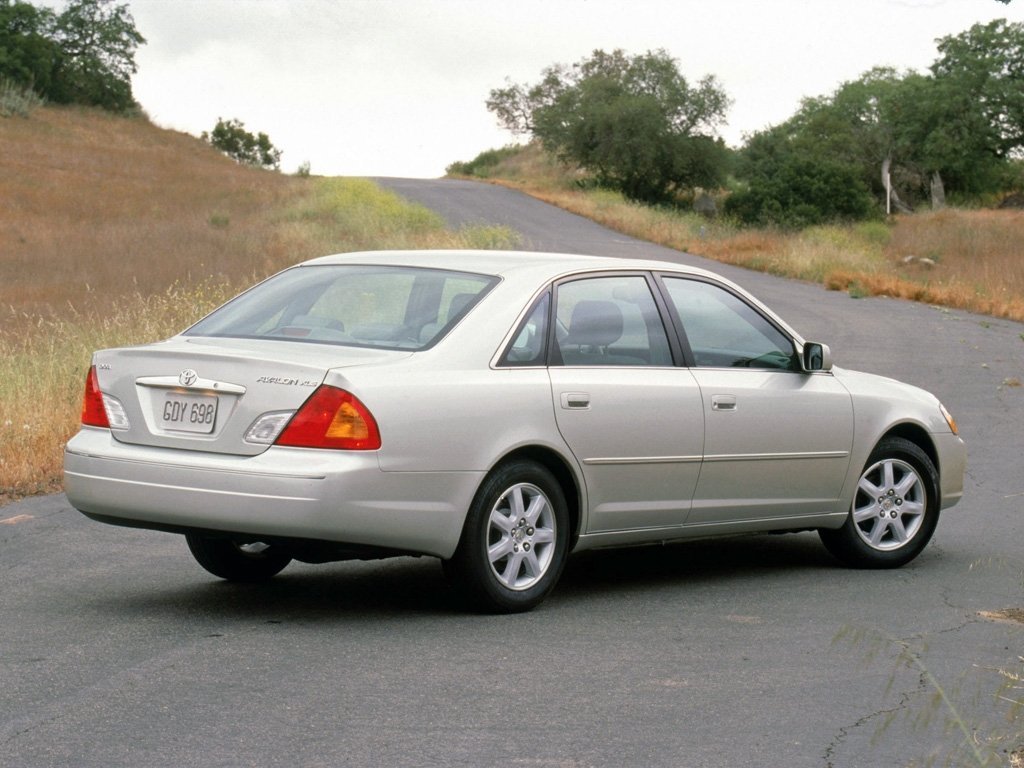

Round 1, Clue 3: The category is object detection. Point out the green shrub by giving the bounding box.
[446,145,523,178]
[203,117,282,170]
[725,155,878,228]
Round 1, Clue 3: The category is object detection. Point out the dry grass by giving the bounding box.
[0,106,305,330]
[877,209,1024,320]
[0,278,237,499]
[0,106,518,501]
[462,144,1024,323]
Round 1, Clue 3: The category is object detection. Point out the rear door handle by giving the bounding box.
[711,394,737,411]
[561,392,591,410]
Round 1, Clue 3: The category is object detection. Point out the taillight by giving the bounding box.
[81,366,110,428]
[275,386,381,450]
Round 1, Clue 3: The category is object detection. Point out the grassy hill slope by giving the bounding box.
[1,107,304,326]
[0,106,516,501]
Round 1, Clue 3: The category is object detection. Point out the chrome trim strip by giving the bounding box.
[136,375,246,395]
[583,456,702,465]
[583,450,848,466]
[703,451,849,462]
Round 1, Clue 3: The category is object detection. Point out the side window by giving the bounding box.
[663,278,797,370]
[499,293,549,366]
[553,276,672,367]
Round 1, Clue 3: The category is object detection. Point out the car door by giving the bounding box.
[659,275,854,525]
[545,274,706,533]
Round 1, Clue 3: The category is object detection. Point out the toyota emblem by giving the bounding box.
[179,369,198,387]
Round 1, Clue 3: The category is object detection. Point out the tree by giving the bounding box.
[487,49,731,203]
[203,117,282,170]
[0,0,61,96]
[732,21,1024,224]
[726,124,877,227]
[50,0,145,112]
[930,19,1024,161]
[0,0,144,113]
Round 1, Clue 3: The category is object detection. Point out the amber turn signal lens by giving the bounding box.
[939,403,958,436]
[276,385,381,450]
[326,401,371,441]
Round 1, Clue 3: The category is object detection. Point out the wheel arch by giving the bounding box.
[879,421,940,478]
[489,445,583,548]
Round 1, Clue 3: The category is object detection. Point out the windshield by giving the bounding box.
[185,264,499,350]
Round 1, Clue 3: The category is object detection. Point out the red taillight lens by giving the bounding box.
[275,386,381,450]
[81,365,110,428]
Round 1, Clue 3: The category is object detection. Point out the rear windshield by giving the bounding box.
[185,264,499,350]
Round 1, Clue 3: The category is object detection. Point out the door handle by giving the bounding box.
[561,392,591,409]
[711,394,737,411]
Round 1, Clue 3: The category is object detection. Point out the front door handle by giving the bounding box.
[561,392,591,410]
[711,394,737,411]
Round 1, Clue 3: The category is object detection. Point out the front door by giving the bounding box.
[659,275,854,525]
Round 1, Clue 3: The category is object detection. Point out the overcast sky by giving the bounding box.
[115,0,1024,177]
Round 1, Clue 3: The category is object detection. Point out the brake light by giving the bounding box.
[275,386,381,450]
[81,366,110,428]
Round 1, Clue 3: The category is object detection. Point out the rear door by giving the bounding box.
[546,274,705,533]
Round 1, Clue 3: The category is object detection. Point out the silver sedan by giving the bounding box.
[64,250,966,612]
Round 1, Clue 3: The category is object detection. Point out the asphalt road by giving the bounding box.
[3,178,1023,767]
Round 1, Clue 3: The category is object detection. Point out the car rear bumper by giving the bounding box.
[63,427,481,559]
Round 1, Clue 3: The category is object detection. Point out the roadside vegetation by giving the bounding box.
[481,23,1024,218]
[0,0,145,114]
[0,106,517,502]
[451,22,1024,322]
[449,142,1024,322]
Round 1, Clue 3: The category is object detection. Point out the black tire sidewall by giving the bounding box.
[185,534,292,581]
[453,460,570,613]
[821,437,940,568]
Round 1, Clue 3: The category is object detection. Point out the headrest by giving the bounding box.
[563,300,623,347]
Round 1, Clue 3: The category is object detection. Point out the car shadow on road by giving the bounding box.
[84,532,840,622]
[558,532,838,595]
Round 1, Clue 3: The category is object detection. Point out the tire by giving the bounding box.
[820,437,940,568]
[448,460,570,613]
[185,533,292,582]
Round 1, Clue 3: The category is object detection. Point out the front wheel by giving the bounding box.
[819,437,939,568]
[447,460,570,613]
[185,534,292,582]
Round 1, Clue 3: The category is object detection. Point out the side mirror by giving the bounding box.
[802,342,832,372]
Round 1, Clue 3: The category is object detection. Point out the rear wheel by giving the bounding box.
[448,460,569,613]
[185,534,292,582]
[820,437,939,568]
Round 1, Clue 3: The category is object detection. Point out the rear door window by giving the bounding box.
[552,275,673,367]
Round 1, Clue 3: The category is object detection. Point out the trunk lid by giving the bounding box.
[92,336,409,456]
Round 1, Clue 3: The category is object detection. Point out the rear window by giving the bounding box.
[185,265,498,350]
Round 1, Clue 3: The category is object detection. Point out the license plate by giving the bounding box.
[159,393,218,434]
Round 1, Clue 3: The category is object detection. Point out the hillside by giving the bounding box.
[0,106,305,331]
[0,106,516,501]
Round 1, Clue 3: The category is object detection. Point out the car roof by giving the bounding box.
[303,249,719,281]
